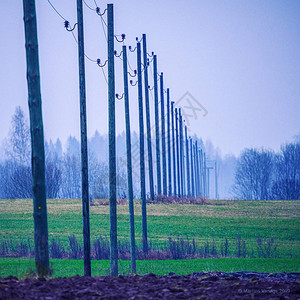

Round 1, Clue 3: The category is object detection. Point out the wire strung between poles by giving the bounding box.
[47,1,98,63]
[83,0,95,11]
[46,0,107,86]
[70,31,98,63]
[127,59,135,72]
[116,46,135,72]
[115,51,136,75]
[47,0,67,21]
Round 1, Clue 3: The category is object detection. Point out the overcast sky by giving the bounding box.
[0,0,299,157]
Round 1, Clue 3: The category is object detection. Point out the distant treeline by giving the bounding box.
[233,142,300,200]
[1,106,298,200]
[0,107,236,199]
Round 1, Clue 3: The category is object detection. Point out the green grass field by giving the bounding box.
[0,258,299,279]
[0,199,299,277]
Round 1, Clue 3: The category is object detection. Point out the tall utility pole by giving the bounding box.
[23,0,49,277]
[207,166,213,199]
[171,102,176,196]
[181,113,186,197]
[199,149,203,197]
[185,126,190,197]
[203,152,207,198]
[160,73,167,195]
[179,109,184,197]
[137,41,148,253]
[153,55,161,196]
[192,144,196,196]
[167,89,172,196]
[107,3,117,276]
[215,161,219,199]
[122,45,136,273]
[77,0,91,277]
[175,108,181,197]
[142,34,154,200]
[190,139,195,198]
[194,141,199,197]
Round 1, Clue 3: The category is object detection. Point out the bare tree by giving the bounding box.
[45,141,62,199]
[233,148,274,200]
[272,142,300,199]
[60,137,81,198]
[0,160,31,198]
[1,107,32,198]
[6,106,31,165]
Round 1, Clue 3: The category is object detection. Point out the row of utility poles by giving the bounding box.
[23,1,218,278]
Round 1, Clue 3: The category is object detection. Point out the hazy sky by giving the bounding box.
[0,0,299,157]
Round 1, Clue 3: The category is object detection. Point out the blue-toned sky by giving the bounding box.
[0,0,299,156]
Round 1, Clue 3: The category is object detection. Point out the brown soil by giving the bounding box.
[0,272,299,299]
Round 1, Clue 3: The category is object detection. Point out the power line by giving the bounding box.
[97,60,108,85]
[69,0,110,87]
[46,0,103,66]
[47,0,67,21]
[99,14,108,41]
[127,59,135,72]
[83,0,95,11]
[71,31,98,63]
[100,67,108,85]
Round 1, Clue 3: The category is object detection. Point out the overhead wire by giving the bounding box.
[46,0,108,86]
[83,0,96,11]
[70,31,98,63]
[99,14,108,41]
[47,1,157,93]
[47,0,66,21]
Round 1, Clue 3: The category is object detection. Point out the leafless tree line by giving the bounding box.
[233,141,300,200]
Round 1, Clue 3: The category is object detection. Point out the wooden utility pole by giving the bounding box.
[203,152,207,198]
[171,102,176,196]
[190,139,195,198]
[23,0,49,277]
[77,0,91,277]
[195,141,199,197]
[167,89,172,196]
[185,126,190,197]
[181,124,186,197]
[207,166,213,199]
[160,73,167,195]
[107,3,118,276]
[153,55,161,195]
[175,108,181,197]
[215,161,219,199]
[137,41,148,253]
[142,34,154,200]
[122,45,136,273]
[179,109,184,197]
[199,149,203,197]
